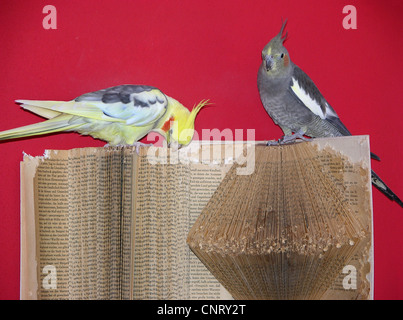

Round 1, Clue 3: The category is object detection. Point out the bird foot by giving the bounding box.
[266,131,312,146]
[131,142,153,154]
[103,141,153,154]
[266,140,281,146]
[280,132,312,144]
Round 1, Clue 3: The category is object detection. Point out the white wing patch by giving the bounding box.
[125,103,165,126]
[126,90,167,125]
[324,102,338,118]
[96,89,167,125]
[291,77,326,119]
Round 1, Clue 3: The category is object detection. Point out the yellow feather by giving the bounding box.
[0,114,82,140]
[154,98,208,146]
[2,87,209,146]
[17,100,124,122]
[21,104,62,119]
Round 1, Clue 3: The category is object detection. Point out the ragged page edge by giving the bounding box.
[20,153,42,300]
[310,135,371,166]
[310,135,374,300]
[19,137,373,300]
[187,137,373,300]
[20,149,71,300]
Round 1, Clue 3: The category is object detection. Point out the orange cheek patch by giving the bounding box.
[161,116,175,132]
[284,54,290,67]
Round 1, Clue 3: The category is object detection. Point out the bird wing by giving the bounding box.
[17,85,168,127]
[289,65,351,136]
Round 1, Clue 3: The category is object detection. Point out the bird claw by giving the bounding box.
[280,132,312,144]
[103,142,153,154]
[131,142,153,155]
[103,143,127,148]
[266,140,281,146]
[266,131,312,146]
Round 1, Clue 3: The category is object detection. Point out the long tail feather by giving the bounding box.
[21,104,62,119]
[16,100,67,119]
[370,152,380,161]
[15,100,65,108]
[0,114,82,141]
[372,170,403,208]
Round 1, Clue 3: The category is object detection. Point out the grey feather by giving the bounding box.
[290,65,351,136]
[257,21,402,208]
[75,85,157,104]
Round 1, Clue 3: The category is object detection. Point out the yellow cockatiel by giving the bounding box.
[0,85,208,148]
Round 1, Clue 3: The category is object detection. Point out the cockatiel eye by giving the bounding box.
[280,53,284,58]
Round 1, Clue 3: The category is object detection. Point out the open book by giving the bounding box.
[20,136,373,299]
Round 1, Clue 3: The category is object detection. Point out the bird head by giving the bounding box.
[261,20,291,76]
[161,98,209,148]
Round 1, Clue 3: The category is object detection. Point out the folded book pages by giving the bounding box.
[187,136,373,300]
[20,136,372,299]
[21,141,238,299]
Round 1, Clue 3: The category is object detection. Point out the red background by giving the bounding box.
[0,0,402,300]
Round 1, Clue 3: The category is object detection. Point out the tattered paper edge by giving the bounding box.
[311,135,373,299]
[20,136,373,300]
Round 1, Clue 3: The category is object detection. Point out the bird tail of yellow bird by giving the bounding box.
[0,114,82,141]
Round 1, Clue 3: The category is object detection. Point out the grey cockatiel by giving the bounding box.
[257,20,403,208]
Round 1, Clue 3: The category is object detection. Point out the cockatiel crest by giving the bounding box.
[261,20,291,76]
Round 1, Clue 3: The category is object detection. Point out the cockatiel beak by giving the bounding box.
[264,55,274,71]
